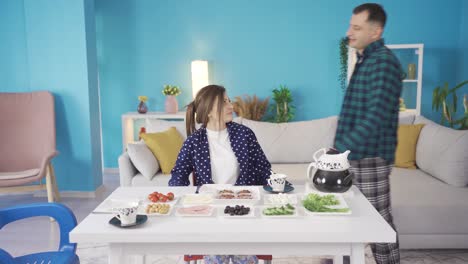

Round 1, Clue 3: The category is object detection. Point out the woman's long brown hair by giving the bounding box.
[186,85,226,136]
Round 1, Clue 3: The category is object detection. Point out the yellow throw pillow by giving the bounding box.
[140,127,184,174]
[395,124,425,169]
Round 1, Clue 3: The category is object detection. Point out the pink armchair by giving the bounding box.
[0,91,60,202]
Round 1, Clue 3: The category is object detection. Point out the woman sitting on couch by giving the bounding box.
[168,84,271,264]
[168,84,271,187]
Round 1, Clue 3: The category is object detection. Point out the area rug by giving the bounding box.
[77,243,468,264]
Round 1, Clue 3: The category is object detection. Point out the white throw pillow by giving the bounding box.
[415,116,468,187]
[127,141,160,180]
[241,116,338,163]
[146,119,187,139]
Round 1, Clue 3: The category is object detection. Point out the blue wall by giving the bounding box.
[459,1,468,82]
[0,0,29,89]
[0,0,102,191]
[454,0,468,122]
[1,0,466,171]
[96,0,466,168]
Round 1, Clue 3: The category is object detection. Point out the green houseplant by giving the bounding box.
[339,37,349,91]
[432,80,468,130]
[269,85,295,123]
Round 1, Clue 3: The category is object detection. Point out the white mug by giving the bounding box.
[112,202,139,226]
[268,174,288,192]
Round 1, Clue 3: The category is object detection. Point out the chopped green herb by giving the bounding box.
[303,194,350,213]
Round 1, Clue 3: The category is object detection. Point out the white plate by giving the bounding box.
[93,199,141,214]
[219,205,256,218]
[139,203,174,216]
[181,193,214,205]
[260,205,299,218]
[175,205,215,217]
[199,184,233,193]
[301,192,352,216]
[212,186,261,205]
[263,194,298,205]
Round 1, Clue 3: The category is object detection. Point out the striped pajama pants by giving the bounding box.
[349,157,400,264]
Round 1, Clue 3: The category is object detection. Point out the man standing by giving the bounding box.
[334,3,403,264]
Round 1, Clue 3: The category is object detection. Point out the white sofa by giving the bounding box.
[118,115,468,249]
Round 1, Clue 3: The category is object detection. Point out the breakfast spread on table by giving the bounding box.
[105,185,351,225]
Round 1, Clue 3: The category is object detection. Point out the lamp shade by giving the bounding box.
[191,60,209,98]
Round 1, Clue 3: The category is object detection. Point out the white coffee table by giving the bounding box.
[70,186,395,264]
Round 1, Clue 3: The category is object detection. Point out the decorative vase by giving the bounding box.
[407,63,416,80]
[137,101,148,114]
[165,95,178,113]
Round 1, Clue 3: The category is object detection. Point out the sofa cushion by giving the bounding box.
[146,119,187,139]
[132,172,172,186]
[395,124,425,169]
[141,127,184,174]
[127,141,159,180]
[390,167,468,234]
[414,116,468,187]
[240,116,337,163]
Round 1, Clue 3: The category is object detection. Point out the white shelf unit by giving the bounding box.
[121,112,185,151]
[347,43,424,115]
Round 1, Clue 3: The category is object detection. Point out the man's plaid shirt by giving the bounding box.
[334,39,404,163]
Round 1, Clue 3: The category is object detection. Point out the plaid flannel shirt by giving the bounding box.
[334,39,404,163]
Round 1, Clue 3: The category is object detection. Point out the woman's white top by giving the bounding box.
[206,128,239,184]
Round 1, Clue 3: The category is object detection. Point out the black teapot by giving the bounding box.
[306,148,353,193]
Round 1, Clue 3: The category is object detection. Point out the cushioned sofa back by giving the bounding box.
[238,116,338,163]
[145,118,241,139]
[146,119,187,139]
[414,116,468,187]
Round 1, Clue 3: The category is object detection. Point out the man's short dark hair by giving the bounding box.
[353,3,387,28]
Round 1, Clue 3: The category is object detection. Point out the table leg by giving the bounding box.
[333,255,344,264]
[109,244,123,264]
[350,243,365,264]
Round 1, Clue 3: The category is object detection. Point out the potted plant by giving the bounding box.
[432,80,468,130]
[162,85,182,113]
[269,85,295,123]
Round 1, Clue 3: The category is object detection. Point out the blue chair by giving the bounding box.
[0,202,80,264]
